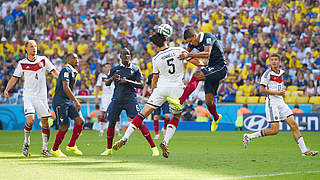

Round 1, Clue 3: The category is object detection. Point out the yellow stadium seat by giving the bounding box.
[285,96,297,103]
[287,85,298,91]
[259,96,266,103]
[236,91,243,96]
[236,96,246,103]
[291,91,304,97]
[296,96,309,103]
[247,96,259,103]
[309,96,320,104]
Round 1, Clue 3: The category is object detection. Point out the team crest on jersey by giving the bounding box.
[206,38,212,44]
[64,72,69,78]
[38,60,45,67]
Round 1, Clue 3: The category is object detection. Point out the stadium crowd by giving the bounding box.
[1,0,320,105]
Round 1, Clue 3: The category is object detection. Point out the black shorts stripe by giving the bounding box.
[146,102,160,108]
[25,113,35,116]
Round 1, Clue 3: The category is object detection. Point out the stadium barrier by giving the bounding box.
[243,113,320,132]
[0,102,313,131]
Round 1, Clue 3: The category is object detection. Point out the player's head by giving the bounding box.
[25,40,37,56]
[66,53,79,67]
[184,29,198,46]
[270,53,281,69]
[120,48,131,66]
[150,32,167,49]
[104,62,112,74]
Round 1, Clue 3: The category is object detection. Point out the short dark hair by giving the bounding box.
[243,103,248,108]
[294,104,299,109]
[184,29,196,40]
[66,53,76,60]
[270,53,281,60]
[198,100,203,106]
[95,104,100,109]
[104,62,111,66]
[150,33,166,48]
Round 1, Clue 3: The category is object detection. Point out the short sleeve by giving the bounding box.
[13,62,23,78]
[152,58,159,74]
[146,74,152,85]
[260,71,269,86]
[45,57,55,72]
[96,74,102,87]
[203,34,216,46]
[135,67,143,81]
[61,68,70,82]
[107,67,115,79]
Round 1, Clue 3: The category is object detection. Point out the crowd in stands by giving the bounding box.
[1,0,320,105]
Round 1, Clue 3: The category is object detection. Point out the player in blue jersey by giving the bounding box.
[167,28,227,133]
[141,74,171,139]
[50,53,84,157]
[100,48,159,156]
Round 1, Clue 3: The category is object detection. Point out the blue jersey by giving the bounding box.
[187,32,226,67]
[146,74,153,86]
[107,63,142,102]
[53,64,78,105]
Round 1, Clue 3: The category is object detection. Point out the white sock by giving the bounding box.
[24,129,31,144]
[163,124,176,145]
[42,133,49,151]
[122,123,137,140]
[100,122,105,133]
[115,121,121,132]
[296,136,308,153]
[247,130,264,139]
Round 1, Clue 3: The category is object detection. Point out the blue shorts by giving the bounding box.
[153,101,170,115]
[201,66,227,95]
[106,100,140,122]
[53,103,80,125]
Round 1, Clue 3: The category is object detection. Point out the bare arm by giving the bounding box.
[105,74,120,86]
[188,58,208,67]
[95,86,101,104]
[260,85,285,96]
[4,77,19,99]
[62,81,81,111]
[150,73,159,94]
[50,69,59,79]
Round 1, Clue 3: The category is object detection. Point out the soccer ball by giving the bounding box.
[157,24,173,38]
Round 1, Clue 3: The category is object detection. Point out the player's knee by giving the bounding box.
[60,125,68,132]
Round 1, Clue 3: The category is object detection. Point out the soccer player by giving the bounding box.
[50,53,85,157]
[112,33,206,158]
[4,40,59,157]
[141,74,171,139]
[100,48,159,156]
[95,63,121,137]
[243,54,318,157]
[166,29,227,132]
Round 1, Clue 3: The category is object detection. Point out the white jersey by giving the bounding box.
[152,47,187,88]
[260,68,285,102]
[13,55,55,99]
[96,73,115,96]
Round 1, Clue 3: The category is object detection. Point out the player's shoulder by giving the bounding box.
[132,64,141,71]
[262,68,272,77]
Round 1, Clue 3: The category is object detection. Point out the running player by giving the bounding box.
[141,74,171,139]
[243,54,318,157]
[113,33,206,158]
[167,29,227,132]
[100,48,159,156]
[4,40,59,157]
[50,53,85,157]
[95,63,121,136]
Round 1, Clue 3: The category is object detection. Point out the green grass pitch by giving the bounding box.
[0,130,319,180]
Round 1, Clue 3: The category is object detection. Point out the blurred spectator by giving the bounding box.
[235,104,252,131]
[181,102,196,121]
[221,82,236,102]
[305,80,317,97]
[78,84,89,96]
[194,100,212,122]
[283,69,293,86]
[292,104,304,114]
[295,70,308,91]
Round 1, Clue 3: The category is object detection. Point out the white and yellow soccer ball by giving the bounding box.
[157,24,173,38]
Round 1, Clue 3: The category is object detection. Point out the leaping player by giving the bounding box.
[4,40,59,157]
[243,54,318,156]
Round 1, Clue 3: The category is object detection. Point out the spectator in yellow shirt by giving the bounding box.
[289,55,303,69]
[66,37,75,53]
[200,20,214,33]
[77,36,89,55]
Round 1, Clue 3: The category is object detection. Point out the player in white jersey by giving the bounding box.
[243,54,318,156]
[4,40,59,157]
[112,33,206,158]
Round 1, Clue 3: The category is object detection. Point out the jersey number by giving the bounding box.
[35,73,38,80]
[167,58,175,74]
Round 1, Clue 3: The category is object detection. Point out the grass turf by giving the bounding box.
[0,130,319,180]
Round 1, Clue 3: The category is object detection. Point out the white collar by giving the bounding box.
[199,32,205,43]
[120,62,133,69]
[67,64,78,73]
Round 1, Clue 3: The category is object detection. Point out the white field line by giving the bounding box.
[218,170,320,179]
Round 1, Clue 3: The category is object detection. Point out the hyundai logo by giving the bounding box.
[243,115,268,131]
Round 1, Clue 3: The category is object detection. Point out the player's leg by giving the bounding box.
[153,108,161,139]
[99,111,106,136]
[162,101,171,135]
[22,97,36,157]
[115,117,122,136]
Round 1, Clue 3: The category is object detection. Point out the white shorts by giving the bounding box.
[265,99,293,123]
[147,87,184,113]
[100,95,112,112]
[23,96,51,118]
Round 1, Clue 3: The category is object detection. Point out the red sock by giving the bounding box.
[117,117,120,122]
[107,126,115,149]
[208,102,219,120]
[163,118,170,130]
[132,113,145,128]
[68,123,83,147]
[153,120,159,135]
[179,76,199,104]
[42,127,50,138]
[52,130,66,151]
[139,124,155,148]
[24,123,32,131]
[168,117,180,128]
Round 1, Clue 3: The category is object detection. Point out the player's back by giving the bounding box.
[53,64,78,105]
[152,47,185,88]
